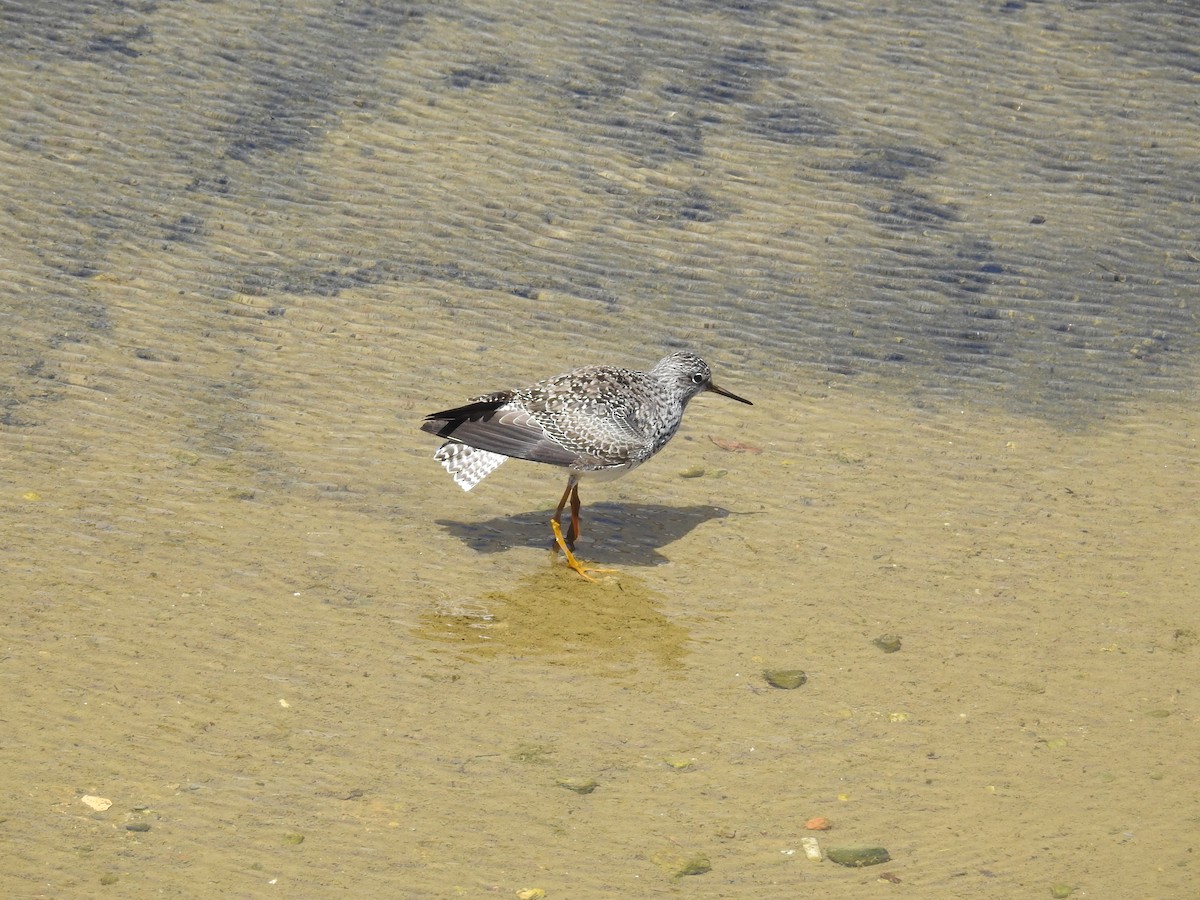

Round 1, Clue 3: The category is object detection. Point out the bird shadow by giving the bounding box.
[433,502,733,567]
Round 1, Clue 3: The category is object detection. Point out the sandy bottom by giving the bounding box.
[2,1,1197,896]
[5,353,1196,896]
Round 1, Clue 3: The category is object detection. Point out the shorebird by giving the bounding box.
[421,351,752,580]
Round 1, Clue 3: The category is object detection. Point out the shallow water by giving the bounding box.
[2,0,1197,896]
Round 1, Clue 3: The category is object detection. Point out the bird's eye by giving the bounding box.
[691,373,705,385]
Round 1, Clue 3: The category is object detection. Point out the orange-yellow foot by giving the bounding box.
[550,519,617,582]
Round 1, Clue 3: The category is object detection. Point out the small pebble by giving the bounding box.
[873,634,902,653]
[800,836,822,860]
[826,846,891,867]
[763,669,807,690]
[1049,884,1073,899]
[653,848,712,877]
[556,778,597,795]
[125,823,151,833]
[676,854,711,876]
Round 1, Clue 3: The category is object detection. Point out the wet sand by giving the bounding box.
[2,1,1198,896]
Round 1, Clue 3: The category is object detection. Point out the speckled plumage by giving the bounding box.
[420,351,752,579]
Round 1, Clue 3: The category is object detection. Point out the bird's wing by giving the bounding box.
[535,399,653,469]
[421,398,581,468]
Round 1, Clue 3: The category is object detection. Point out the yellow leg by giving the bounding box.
[550,476,615,581]
[568,482,582,545]
[551,517,599,581]
[552,478,576,548]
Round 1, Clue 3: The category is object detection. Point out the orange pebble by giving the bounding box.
[804,817,832,831]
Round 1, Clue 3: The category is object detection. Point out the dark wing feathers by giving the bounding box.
[420,397,508,437]
[421,400,580,468]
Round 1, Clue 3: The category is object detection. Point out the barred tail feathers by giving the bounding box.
[433,442,507,491]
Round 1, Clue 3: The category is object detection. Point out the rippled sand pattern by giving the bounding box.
[2,0,1197,896]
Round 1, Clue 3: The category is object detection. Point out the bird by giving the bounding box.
[420,351,753,580]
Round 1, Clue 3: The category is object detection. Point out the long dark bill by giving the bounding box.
[707,381,753,406]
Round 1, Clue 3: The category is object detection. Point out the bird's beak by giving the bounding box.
[708,381,753,406]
